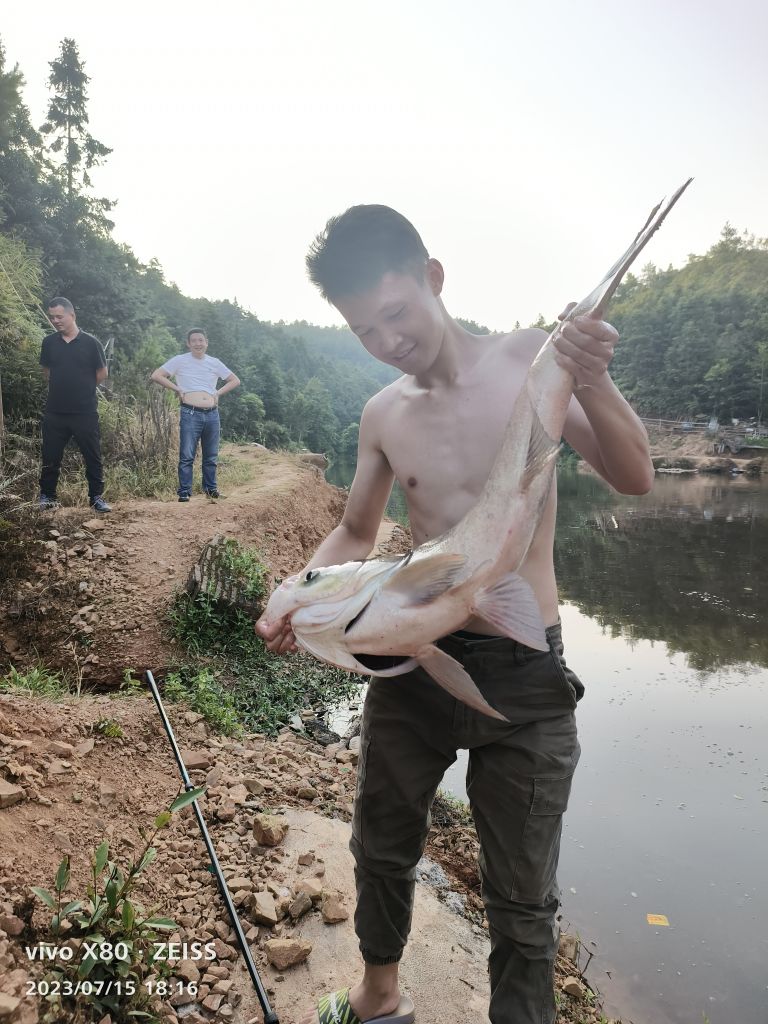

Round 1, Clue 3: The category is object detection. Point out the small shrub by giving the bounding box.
[93,719,123,739]
[215,539,269,603]
[118,669,142,695]
[431,790,473,828]
[30,788,205,1023]
[168,579,360,735]
[163,667,242,736]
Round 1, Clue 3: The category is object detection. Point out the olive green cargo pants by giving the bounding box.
[349,623,583,1024]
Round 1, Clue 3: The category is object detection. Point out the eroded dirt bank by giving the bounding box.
[1,447,351,684]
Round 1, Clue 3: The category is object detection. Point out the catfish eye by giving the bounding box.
[305,570,320,583]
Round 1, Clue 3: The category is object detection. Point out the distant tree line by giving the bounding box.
[0,37,397,459]
[2,36,767,467]
[608,226,768,423]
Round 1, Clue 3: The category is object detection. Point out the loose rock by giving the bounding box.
[250,891,278,927]
[180,749,212,771]
[562,976,587,999]
[264,938,312,971]
[0,781,25,808]
[320,890,349,924]
[559,932,578,961]
[252,813,288,847]
[0,994,21,1019]
[288,891,313,921]
[296,877,323,902]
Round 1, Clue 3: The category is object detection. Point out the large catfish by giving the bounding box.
[261,181,692,720]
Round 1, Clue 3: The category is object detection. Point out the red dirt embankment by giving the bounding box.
[1,447,352,684]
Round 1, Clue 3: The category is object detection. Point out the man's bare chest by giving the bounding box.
[380,368,525,525]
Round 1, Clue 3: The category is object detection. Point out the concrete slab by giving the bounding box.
[268,809,491,1024]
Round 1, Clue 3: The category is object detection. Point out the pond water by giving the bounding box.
[325,464,768,1024]
[326,458,410,525]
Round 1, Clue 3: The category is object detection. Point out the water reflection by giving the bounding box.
[555,471,767,671]
[326,458,410,526]
[324,462,768,1023]
[327,460,767,673]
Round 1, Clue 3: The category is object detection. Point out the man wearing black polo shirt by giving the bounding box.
[39,297,111,513]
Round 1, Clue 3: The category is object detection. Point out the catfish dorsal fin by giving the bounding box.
[383,552,467,606]
[521,409,560,492]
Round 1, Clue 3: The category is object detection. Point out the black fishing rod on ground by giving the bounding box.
[145,670,279,1024]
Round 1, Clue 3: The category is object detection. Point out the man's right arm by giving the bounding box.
[256,395,395,654]
[150,366,184,397]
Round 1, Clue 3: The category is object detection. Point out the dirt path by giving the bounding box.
[2,446,402,684]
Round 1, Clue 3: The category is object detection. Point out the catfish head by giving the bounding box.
[260,554,410,669]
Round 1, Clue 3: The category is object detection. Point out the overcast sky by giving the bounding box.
[5,0,767,332]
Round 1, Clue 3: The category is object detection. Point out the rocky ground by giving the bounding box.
[0,693,613,1024]
[0,447,622,1024]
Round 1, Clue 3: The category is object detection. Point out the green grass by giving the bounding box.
[0,665,69,697]
[432,789,473,827]
[215,538,270,602]
[166,542,360,734]
[93,718,124,738]
[57,447,253,504]
[164,666,243,735]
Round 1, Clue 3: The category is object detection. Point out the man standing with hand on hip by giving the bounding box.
[39,296,111,513]
[151,329,240,501]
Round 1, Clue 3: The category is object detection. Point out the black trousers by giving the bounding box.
[39,411,104,500]
[350,624,583,1024]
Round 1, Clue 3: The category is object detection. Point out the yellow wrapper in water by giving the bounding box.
[646,913,670,926]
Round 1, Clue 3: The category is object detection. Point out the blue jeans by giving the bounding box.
[178,406,220,496]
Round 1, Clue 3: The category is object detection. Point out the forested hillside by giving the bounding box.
[610,228,768,421]
[0,38,394,461]
[1,35,766,479]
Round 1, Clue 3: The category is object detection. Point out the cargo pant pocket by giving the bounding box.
[549,646,583,708]
[510,773,575,902]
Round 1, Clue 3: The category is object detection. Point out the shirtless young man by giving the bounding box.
[256,205,653,1024]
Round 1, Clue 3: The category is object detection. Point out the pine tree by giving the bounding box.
[0,42,25,151]
[39,38,111,208]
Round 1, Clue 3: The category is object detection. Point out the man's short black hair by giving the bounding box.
[187,328,207,341]
[306,205,429,303]
[48,297,75,313]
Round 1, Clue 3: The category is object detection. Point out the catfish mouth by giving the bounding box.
[344,597,411,672]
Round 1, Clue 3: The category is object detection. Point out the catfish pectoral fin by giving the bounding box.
[472,573,548,651]
[416,644,508,721]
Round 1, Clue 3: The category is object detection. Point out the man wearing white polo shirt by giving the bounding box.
[151,329,240,501]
